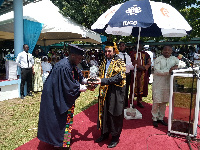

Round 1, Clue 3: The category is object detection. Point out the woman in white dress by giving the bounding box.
[33,50,43,92]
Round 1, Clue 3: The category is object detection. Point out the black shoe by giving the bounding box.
[137,102,144,108]
[27,92,33,96]
[107,140,119,148]
[157,120,168,126]
[95,134,109,143]
[153,121,158,127]
[21,95,24,99]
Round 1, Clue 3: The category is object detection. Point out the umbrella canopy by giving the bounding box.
[91,0,192,37]
[0,0,102,45]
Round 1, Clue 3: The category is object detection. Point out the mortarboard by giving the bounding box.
[103,41,119,54]
[104,41,115,47]
[68,44,85,56]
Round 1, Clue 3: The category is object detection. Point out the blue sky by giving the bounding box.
[190,0,200,8]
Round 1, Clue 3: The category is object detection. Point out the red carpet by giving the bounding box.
[16,102,200,150]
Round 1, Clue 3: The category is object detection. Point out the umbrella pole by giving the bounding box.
[130,27,141,108]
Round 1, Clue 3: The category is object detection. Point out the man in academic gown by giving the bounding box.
[94,42,126,148]
[37,44,91,149]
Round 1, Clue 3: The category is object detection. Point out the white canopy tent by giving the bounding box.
[0,0,102,45]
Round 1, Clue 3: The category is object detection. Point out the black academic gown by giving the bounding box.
[98,55,126,137]
[37,57,84,147]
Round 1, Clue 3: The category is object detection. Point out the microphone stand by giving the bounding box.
[186,70,194,150]
[171,56,200,149]
[185,62,200,150]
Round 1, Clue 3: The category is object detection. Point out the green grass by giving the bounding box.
[0,85,152,150]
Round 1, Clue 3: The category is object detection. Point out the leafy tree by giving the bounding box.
[180,7,200,38]
[51,0,125,28]
[153,0,198,10]
[51,0,200,43]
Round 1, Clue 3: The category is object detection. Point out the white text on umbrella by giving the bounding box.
[123,21,137,26]
[126,5,142,16]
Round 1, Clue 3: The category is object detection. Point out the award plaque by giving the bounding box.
[86,66,99,90]
[88,66,99,82]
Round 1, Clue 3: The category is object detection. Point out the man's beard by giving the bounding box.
[106,55,113,60]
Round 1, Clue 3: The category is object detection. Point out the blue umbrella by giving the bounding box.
[108,0,153,28]
[92,0,192,37]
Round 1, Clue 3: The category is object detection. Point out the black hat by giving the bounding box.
[68,44,85,56]
[103,41,114,47]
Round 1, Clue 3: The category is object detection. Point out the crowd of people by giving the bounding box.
[15,42,200,149]
[16,45,54,99]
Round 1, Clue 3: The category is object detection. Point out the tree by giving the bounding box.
[153,0,198,10]
[51,0,125,28]
[51,0,200,43]
[180,7,200,38]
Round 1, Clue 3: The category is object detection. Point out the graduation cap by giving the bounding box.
[68,44,85,56]
[103,41,115,47]
[103,41,119,54]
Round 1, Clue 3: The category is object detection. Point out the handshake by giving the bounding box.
[80,78,101,92]
[86,77,101,91]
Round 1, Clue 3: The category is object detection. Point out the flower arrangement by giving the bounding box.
[5,52,16,61]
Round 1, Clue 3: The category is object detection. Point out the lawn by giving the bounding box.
[0,85,152,150]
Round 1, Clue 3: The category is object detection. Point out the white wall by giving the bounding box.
[0,84,19,101]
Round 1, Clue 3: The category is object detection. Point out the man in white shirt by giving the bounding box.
[89,55,99,67]
[118,42,134,108]
[152,45,179,127]
[16,44,34,99]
